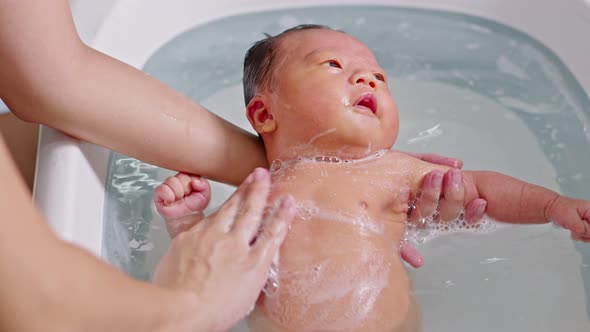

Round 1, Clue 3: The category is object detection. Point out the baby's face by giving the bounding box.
[266,29,399,152]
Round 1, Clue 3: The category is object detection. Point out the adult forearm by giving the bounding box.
[36,46,266,185]
[42,243,207,332]
[468,171,559,224]
[0,0,266,185]
[0,136,206,332]
[2,247,207,332]
[4,244,206,332]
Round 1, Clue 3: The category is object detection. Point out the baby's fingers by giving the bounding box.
[555,214,586,238]
[163,173,193,201]
[573,217,590,242]
[191,176,211,195]
[154,183,176,206]
[186,177,211,211]
[571,231,590,243]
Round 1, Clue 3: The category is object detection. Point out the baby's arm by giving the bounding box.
[462,171,556,224]
[464,171,590,240]
[154,173,211,238]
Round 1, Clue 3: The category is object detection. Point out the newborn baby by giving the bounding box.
[154,25,590,332]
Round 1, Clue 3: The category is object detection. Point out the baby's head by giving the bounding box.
[243,25,399,160]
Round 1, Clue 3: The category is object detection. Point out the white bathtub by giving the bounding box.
[35,0,590,330]
[0,99,8,113]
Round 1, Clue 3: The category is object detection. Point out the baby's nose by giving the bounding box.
[352,72,376,89]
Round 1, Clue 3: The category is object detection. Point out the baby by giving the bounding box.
[154,25,590,331]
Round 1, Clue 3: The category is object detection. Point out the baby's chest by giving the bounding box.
[321,175,411,221]
[283,168,411,223]
[271,157,417,222]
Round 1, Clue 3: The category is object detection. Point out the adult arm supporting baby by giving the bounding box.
[464,171,590,241]
[0,0,265,185]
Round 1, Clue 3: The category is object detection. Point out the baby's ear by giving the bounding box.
[246,96,277,134]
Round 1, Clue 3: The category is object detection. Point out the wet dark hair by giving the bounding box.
[242,24,334,106]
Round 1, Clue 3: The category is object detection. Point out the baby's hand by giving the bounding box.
[547,196,590,242]
[154,173,211,238]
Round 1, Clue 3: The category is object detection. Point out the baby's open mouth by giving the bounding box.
[353,93,377,114]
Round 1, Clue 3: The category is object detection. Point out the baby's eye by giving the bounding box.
[324,60,342,69]
[374,73,386,82]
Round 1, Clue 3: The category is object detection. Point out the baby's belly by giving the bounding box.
[249,216,418,332]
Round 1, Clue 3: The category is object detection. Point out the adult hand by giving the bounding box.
[399,152,488,268]
[152,168,296,332]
